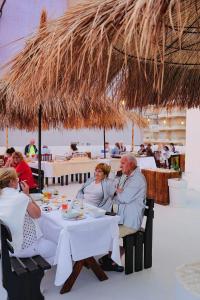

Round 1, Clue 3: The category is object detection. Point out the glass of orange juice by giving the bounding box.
[47,192,52,199]
[61,203,68,212]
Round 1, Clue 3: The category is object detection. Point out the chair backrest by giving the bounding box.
[0,220,14,286]
[55,155,66,161]
[30,167,44,190]
[143,198,154,245]
[116,170,122,177]
[72,152,88,158]
[85,152,91,159]
[41,154,52,161]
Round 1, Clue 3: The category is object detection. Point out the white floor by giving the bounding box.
[1,183,200,300]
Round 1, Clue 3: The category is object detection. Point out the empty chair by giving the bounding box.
[41,154,52,161]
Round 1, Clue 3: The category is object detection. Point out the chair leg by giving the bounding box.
[135,232,143,272]
[79,173,82,184]
[61,176,64,186]
[144,234,153,269]
[84,173,87,183]
[65,175,68,185]
[123,235,134,275]
[71,174,74,182]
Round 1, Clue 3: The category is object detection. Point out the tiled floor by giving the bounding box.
[1,183,200,299]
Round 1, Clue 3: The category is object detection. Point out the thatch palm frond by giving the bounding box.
[5,0,199,109]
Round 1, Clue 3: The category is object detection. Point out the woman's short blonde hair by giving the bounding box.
[12,151,24,161]
[0,168,18,190]
[95,163,111,177]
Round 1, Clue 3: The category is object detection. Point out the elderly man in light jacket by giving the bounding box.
[99,154,147,272]
[114,154,147,230]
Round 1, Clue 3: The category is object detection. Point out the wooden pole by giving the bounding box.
[38,106,42,192]
[131,122,134,152]
[5,127,8,148]
[103,128,106,158]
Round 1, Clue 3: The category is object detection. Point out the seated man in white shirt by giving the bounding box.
[99,154,147,271]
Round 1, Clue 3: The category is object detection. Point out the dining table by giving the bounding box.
[29,156,157,185]
[37,202,121,293]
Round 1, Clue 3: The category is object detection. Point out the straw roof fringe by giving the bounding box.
[0,91,127,131]
[6,0,199,108]
[1,82,148,130]
[1,80,148,132]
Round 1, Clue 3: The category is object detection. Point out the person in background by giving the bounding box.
[169,143,177,153]
[99,154,146,272]
[24,139,38,157]
[119,142,126,153]
[145,144,154,157]
[100,142,110,158]
[67,143,79,157]
[41,145,51,155]
[161,145,171,168]
[4,147,15,167]
[111,142,121,157]
[12,152,37,192]
[76,163,115,212]
[138,144,146,155]
[0,168,56,261]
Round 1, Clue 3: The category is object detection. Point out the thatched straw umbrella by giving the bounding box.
[1,8,126,188]
[5,0,200,109]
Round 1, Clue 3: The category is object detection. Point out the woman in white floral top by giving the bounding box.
[0,168,56,262]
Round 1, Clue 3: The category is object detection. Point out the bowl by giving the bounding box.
[62,209,80,220]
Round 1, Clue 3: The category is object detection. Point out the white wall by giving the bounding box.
[0,0,143,147]
[185,109,200,191]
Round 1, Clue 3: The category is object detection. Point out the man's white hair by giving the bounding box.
[122,154,137,166]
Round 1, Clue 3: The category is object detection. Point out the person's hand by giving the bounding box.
[20,181,29,195]
[116,187,123,193]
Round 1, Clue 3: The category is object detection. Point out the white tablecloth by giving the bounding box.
[29,156,156,178]
[38,210,121,286]
[29,160,98,177]
[136,156,157,170]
